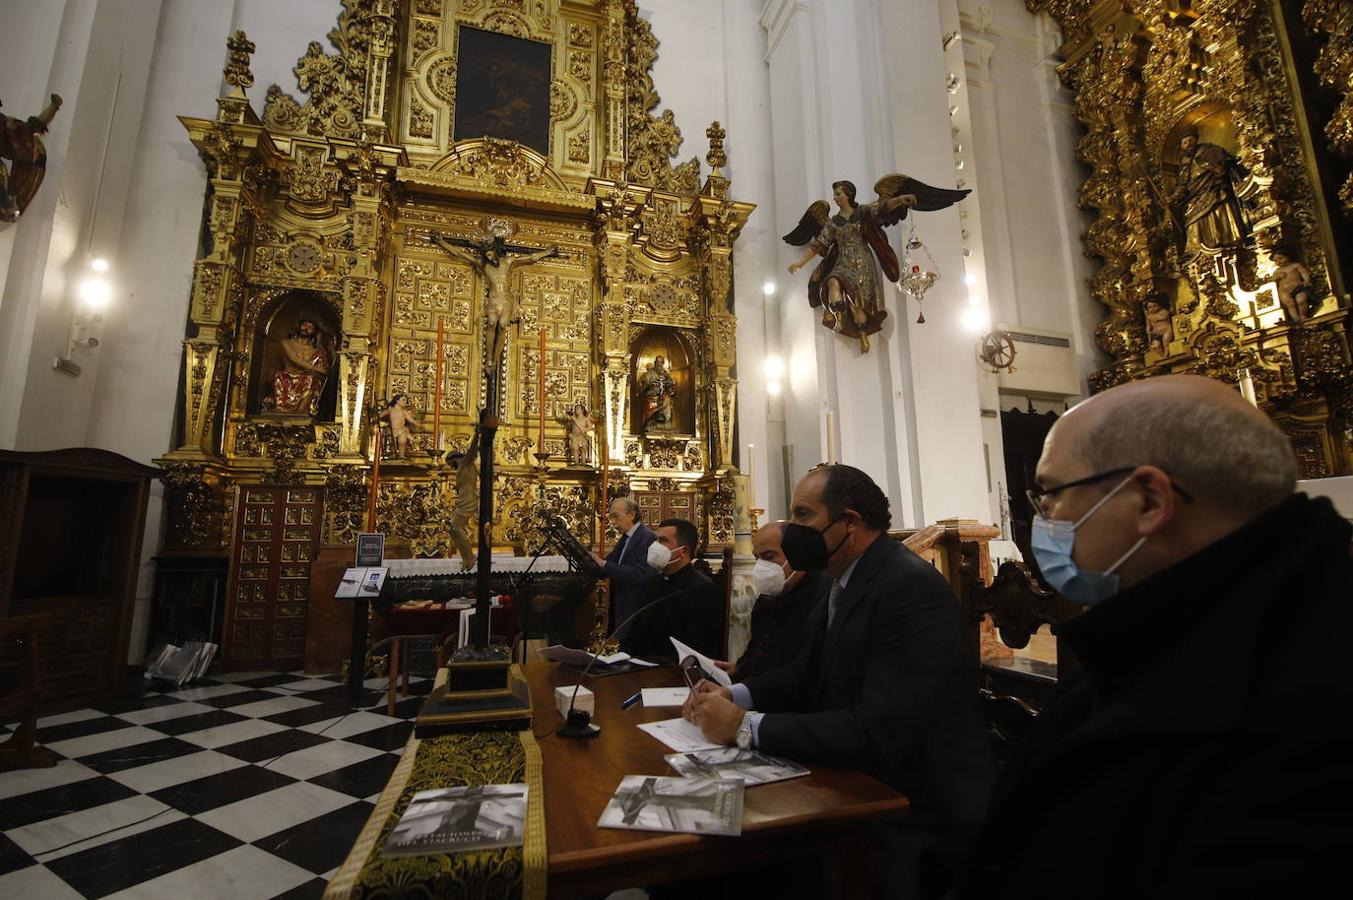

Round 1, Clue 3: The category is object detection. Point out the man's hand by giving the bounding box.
[685,691,744,746]
[681,679,731,724]
[590,551,606,566]
[713,659,737,679]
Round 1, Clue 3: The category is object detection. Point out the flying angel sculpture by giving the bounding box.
[783,174,969,353]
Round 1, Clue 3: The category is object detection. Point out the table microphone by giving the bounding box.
[556,587,689,739]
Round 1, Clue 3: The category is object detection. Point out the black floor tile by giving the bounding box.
[76,736,201,774]
[296,685,384,706]
[148,708,248,736]
[89,692,185,715]
[0,831,34,877]
[270,876,329,899]
[341,721,412,752]
[234,674,305,689]
[216,728,331,763]
[199,689,286,709]
[34,715,132,745]
[149,764,296,815]
[305,752,399,799]
[253,800,375,875]
[262,701,350,729]
[44,817,241,899]
[0,775,138,830]
[391,695,426,719]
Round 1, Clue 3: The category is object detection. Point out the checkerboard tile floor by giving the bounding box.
[0,671,431,899]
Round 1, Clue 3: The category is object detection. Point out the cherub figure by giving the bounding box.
[784,174,969,353]
[1269,246,1314,323]
[556,402,596,466]
[1144,295,1174,354]
[432,221,559,374]
[377,394,422,457]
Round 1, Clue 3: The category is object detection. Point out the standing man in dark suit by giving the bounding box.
[618,518,723,659]
[591,496,655,631]
[685,465,991,898]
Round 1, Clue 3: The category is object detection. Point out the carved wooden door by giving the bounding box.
[223,485,323,670]
[634,490,696,531]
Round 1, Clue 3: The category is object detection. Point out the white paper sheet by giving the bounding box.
[637,716,723,753]
[641,687,691,707]
[669,637,733,688]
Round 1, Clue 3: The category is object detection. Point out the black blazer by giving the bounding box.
[734,570,828,680]
[745,533,992,826]
[603,523,656,628]
[618,563,723,660]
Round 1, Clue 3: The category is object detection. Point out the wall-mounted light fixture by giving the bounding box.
[53,259,111,376]
[763,354,784,396]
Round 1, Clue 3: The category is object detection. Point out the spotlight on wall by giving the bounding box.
[89,257,110,273]
[766,381,783,396]
[54,265,112,376]
[763,355,785,380]
[961,305,991,335]
[762,280,776,296]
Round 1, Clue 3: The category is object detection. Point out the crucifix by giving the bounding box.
[431,219,559,649]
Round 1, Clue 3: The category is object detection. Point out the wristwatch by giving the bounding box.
[735,713,753,750]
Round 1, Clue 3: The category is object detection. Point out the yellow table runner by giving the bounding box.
[325,727,546,899]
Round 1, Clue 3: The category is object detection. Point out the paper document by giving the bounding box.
[665,747,809,786]
[637,717,723,753]
[669,637,732,688]
[641,688,690,707]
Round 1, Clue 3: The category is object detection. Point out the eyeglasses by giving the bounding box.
[1026,466,1193,518]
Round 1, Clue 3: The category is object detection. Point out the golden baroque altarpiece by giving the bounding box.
[155,0,752,666]
[1028,0,1353,477]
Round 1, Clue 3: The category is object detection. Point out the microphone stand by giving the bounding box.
[557,584,691,739]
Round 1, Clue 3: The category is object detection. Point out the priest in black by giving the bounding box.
[617,518,724,660]
[725,521,827,681]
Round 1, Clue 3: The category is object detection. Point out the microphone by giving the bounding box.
[556,585,691,739]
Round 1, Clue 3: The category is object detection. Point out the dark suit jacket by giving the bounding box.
[744,533,992,827]
[960,494,1353,899]
[734,570,828,681]
[618,563,723,660]
[603,523,656,629]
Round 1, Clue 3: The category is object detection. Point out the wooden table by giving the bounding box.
[525,661,908,898]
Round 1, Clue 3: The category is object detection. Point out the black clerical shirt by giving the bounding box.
[733,570,827,681]
[618,563,723,660]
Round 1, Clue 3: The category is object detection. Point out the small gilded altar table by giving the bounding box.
[327,662,908,899]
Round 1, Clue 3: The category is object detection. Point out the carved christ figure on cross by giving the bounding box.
[432,225,560,375]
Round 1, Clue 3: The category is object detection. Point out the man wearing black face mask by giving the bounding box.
[617,517,723,660]
[684,465,991,898]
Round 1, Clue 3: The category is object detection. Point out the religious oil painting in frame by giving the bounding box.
[453,25,552,155]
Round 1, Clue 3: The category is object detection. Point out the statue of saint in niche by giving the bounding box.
[1268,246,1315,323]
[1168,126,1248,258]
[270,318,332,416]
[637,355,678,434]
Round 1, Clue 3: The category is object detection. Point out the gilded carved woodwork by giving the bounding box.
[1028,0,1353,476]
[161,2,755,588]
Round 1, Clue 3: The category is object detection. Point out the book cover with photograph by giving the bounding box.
[665,747,809,786]
[382,784,528,857]
[597,775,743,836]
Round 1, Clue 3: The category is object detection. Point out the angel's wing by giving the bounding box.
[874,173,970,212]
[781,200,831,246]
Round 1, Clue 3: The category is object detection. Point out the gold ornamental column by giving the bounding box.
[359,0,397,143]
[175,33,268,458]
[593,182,642,462]
[600,0,628,181]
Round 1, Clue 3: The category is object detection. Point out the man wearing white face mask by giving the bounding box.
[617,518,723,660]
[960,374,1353,899]
[713,522,827,681]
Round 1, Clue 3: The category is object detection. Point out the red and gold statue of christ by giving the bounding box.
[269,318,332,415]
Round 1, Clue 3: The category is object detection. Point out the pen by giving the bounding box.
[620,690,642,710]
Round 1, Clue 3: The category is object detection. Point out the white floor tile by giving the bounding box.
[7,794,183,860]
[194,781,354,843]
[223,695,320,719]
[0,759,99,800]
[44,725,164,760]
[36,708,106,729]
[106,750,248,794]
[177,718,288,750]
[162,683,253,702]
[114,701,216,726]
[102,844,314,900]
[203,671,280,683]
[298,711,399,740]
[0,864,85,900]
[263,740,384,782]
[277,678,342,692]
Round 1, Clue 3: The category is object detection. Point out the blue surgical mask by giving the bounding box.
[1030,475,1146,606]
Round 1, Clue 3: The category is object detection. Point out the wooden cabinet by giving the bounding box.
[0,449,159,702]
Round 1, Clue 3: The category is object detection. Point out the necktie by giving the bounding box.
[614,533,629,564]
[826,580,843,628]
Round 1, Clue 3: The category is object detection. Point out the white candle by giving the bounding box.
[825,410,838,464]
[746,443,756,507]
[1238,368,1257,407]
